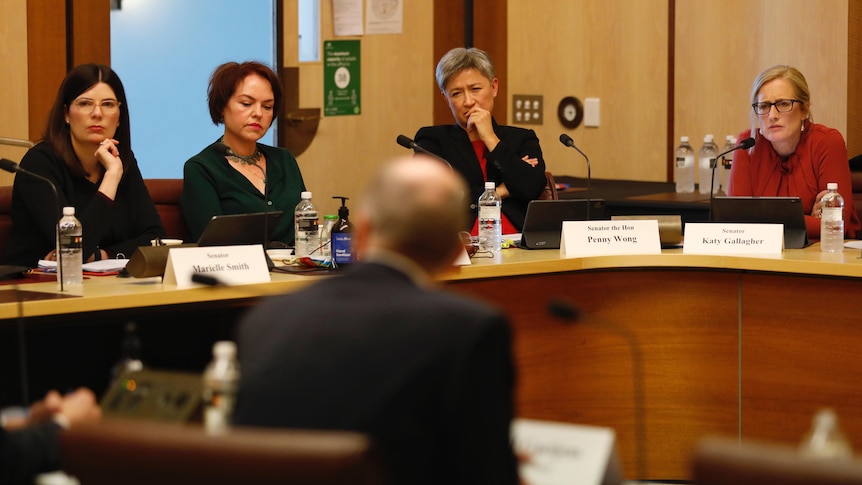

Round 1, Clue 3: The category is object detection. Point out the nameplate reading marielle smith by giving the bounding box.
[560,220,661,257]
[163,245,271,288]
[683,223,783,255]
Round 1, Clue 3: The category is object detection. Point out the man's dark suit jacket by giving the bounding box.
[0,422,62,484]
[414,120,547,231]
[233,262,519,485]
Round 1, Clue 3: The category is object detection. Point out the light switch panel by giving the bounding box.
[584,97,600,127]
[513,95,543,125]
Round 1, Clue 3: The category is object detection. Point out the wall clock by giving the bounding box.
[557,96,583,129]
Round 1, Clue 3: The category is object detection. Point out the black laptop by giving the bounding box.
[520,199,607,249]
[196,211,285,247]
[710,196,809,249]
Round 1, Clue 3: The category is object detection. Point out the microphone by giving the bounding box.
[191,272,222,286]
[548,297,647,481]
[0,158,66,291]
[214,143,274,271]
[396,135,452,169]
[559,134,592,220]
[719,136,754,170]
[709,137,755,221]
[0,137,35,149]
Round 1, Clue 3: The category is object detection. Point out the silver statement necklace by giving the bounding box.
[220,137,263,165]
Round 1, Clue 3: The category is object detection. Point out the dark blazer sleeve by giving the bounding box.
[488,125,547,201]
[3,144,164,265]
[5,145,70,265]
[414,123,547,230]
[0,422,62,484]
[81,157,165,259]
[445,315,519,484]
[181,147,226,242]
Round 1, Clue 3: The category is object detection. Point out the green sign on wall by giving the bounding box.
[323,40,361,116]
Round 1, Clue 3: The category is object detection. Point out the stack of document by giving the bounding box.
[38,259,130,274]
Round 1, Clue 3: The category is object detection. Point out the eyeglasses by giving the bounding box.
[752,99,800,115]
[71,98,121,115]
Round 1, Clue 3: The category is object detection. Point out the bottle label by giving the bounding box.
[479,206,501,220]
[822,207,842,223]
[297,217,319,232]
[59,234,82,250]
[332,232,352,264]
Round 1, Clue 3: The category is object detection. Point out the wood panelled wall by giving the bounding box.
[675,0,849,171]
[3,1,860,203]
[507,0,853,183]
[0,0,110,186]
[0,0,31,185]
[850,1,862,157]
[432,0,507,126]
[507,1,669,181]
[284,1,436,216]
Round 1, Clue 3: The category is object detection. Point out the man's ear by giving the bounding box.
[350,213,371,261]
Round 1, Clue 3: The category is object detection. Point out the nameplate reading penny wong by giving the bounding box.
[163,245,271,288]
[683,223,783,255]
[560,220,661,257]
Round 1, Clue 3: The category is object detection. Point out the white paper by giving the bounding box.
[511,418,624,485]
[39,258,130,273]
[560,220,661,257]
[333,0,364,36]
[683,223,784,255]
[452,246,471,266]
[163,245,271,288]
[365,0,403,34]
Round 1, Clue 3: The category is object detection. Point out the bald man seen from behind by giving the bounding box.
[233,154,520,484]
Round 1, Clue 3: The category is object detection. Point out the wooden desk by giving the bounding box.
[446,247,862,480]
[3,247,862,481]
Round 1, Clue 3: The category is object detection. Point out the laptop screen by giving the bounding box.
[196,211,285,247]
[520,199,606,249]
[710,196,809,248]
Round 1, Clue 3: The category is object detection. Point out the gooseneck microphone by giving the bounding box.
[708,137,755,221]
[548,297,647,481]
[559,134,592,220]
[214,143,274,271]
[396,135,453,169]
[0,158,65,291]
[191,272,221,287]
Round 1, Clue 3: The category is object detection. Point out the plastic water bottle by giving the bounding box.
[331,196,353,267]
[698,134,720,194]
[478,182,502,253]
[293,191,320,258]
[202,340,240,434]
[320,214,338,261]
[720,135,736,194]
[799,408,853,460]
[674,136,695,193]
[58,206,83,289]
[820,182,844,252]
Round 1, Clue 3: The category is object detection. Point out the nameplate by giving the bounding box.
[163,245,271,288]
[560,220,661,257]
[453,246,471,266]
[683,223,784,255]
[511,418,623,485]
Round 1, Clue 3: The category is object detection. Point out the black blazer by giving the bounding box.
[0,422,62,484]
[233,262,519,485]
[414,121,547,231]
[3,142,164,267]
